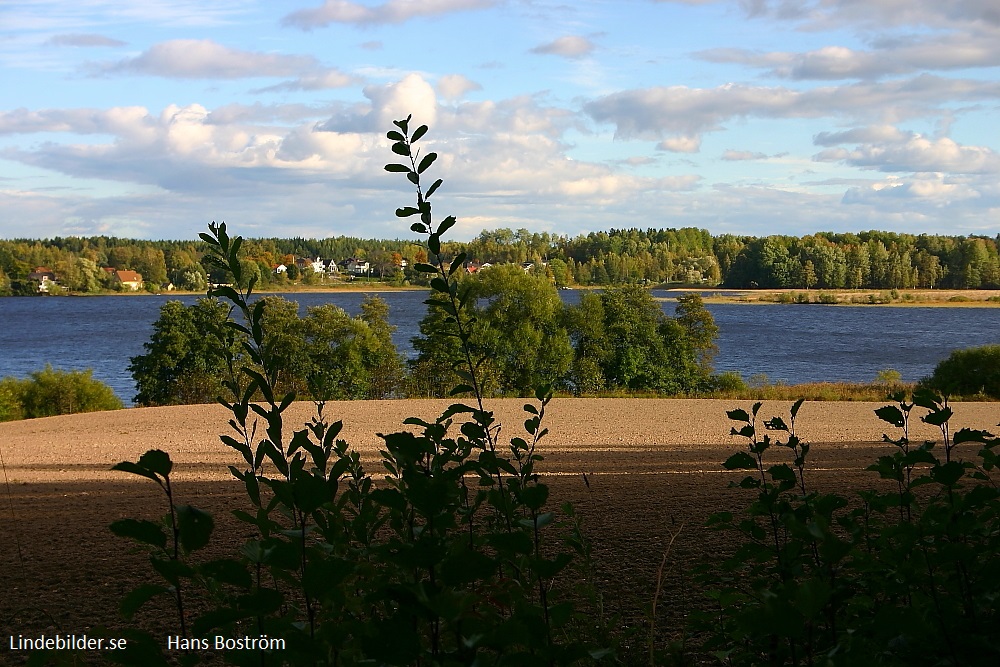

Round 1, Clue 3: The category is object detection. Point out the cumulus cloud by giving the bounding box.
[584,75,1000,141]
[842,175,987,208]
[737,0,1000,29]
[436,74,482,100]
[93,39,318,79]
[529,36,596,59]
[282,0,498,29]
[697,33,1000,80]
[815,133,1000,174]
[46,34,126,48]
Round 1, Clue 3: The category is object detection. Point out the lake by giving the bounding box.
[1,290,998,403]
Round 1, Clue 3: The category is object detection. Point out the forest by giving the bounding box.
[1,227,998,295]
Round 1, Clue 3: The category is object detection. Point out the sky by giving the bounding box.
[1,1,999,242]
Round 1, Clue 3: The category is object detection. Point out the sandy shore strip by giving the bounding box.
[2,399,997,483]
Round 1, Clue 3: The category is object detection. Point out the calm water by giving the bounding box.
[1,290,997,403]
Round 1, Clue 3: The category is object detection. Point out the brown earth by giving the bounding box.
[1,399,998,663]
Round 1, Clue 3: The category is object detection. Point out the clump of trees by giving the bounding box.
[131,279,721,405]
[129,296,404,406]
[922,344,1000,399]
[409,268,719,398]
[0,365,123,421]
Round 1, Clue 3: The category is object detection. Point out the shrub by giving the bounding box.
[708,370,748,394]
[874,367,903,386]
[922,344,1000,398]
[0,365,123,420]
[698,393,1000,665]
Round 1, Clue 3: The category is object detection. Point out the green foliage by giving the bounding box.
[4,217,999,294]
[0,365,122,421]
[922,344,1000,398]
[110,119,606,665]
[130,295,403,405]
[698,393,1000,666]
[563,286,712,395]
[411,264,574,397]
[129,299,235,406]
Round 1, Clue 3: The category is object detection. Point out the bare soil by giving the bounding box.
[2,399,998,663]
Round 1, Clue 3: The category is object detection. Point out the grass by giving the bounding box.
[700,288,1000,307]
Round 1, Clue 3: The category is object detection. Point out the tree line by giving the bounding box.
[129,266,720,406]
[2,227,999,295]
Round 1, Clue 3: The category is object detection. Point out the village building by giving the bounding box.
[339,258,370,276]
[112,269,144,291]
[27,266,58,292]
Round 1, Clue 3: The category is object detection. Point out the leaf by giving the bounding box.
[955,428,991,445]
[764,417,788,431]
[931,461,965,487]
[138,449,173,477]
[426,178,443,198]
[521,484,550,511]
[922,406,953,427]
[727,408,750,422]
[384,163,411,173]
[120,584,168,620]
[723,452,757,470]
[414,262,438,273]
[386,130,404,141]
[875,405,906,428]
[411,124,428,142]
[176,505,214,553]
[110,519,167,549]
[790,398,804,419]
[417,152,437,174]
[439,216,456,236]
[391,141,410,156]
[111,461,162,486]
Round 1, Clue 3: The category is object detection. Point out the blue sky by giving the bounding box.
[1,0,998,241]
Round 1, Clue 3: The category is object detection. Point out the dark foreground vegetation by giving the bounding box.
[77,119,1000,667]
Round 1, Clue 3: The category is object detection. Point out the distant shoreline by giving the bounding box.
[673,287,1000,307]
[5,284,1000,307]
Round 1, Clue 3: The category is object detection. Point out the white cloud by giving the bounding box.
[815,134,1000,174]
[94,39,318,79]
[436,74,482,101]
[697,32,1000,80]
[736,0,1000,29]
[254,69,359,93]
[813,125,910,146]
[585,75,1000,141]
[282,0,499,29]
[529,36,596,59]
[722,150,769,160]
[658,136,702,153]
[46,33,126,48]
[842,175,987,209]
[363,74,439,133]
